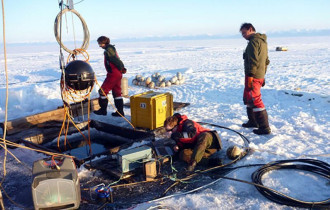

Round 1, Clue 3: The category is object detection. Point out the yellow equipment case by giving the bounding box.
[130,91,173,130]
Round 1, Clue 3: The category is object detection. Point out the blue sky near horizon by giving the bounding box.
[0,0,330,43]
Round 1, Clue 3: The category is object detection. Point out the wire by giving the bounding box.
[157,123,251,195]
[146,160,330,209]
[94,78,135,129]
[0,185,27,209]
[0,138,74,158]
[66,48,90,63]
[1,0,9,191]
[198,122,250,146]
[251,159,330,208]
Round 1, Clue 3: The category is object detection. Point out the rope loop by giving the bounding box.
[67,48,90,63]
[54,8,90,54]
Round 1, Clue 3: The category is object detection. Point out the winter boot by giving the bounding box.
[242,107,259,128]
[94,97,108,116]
[112,98,125,117]
[253,110,271,135]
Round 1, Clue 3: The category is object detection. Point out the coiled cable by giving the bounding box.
[54,8,90,54]
[251,159,330,208]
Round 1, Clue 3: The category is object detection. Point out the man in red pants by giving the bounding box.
[240,23,271,135]
[94,36,126,117]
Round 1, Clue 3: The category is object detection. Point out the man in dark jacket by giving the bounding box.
[164,113,222,172]
[240,23,271,135]
[94,36,126,117]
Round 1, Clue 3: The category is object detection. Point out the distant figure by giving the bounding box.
[94,36,126,117]
[240,23,271,135]
[164,113,222,172]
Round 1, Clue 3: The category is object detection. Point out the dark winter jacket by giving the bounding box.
[104,44,124,73]
[243,33,270,79]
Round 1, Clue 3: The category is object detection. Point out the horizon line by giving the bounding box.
[1,29,330,45]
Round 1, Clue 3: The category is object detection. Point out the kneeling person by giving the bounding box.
[164,113,222,172]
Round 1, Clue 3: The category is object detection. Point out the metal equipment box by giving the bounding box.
[117,145,153,173]
[130,91,173,130]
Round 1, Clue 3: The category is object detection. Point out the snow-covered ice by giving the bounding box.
[0,36,329,209]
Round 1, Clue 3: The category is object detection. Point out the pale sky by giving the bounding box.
[1,0,330,43]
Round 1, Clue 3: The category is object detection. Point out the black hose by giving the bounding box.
[198,122,250,145]
[251,159,330,208]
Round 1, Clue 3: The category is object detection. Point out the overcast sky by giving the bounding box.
[1,0,330,43]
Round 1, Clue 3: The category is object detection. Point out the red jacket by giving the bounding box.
[172,114,210,148]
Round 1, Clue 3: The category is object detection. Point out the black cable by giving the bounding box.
[198,122,250,145]
[251,159,330,208]
[198,121,251,163]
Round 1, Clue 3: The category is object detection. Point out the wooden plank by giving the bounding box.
[4,121,89,145]
[1,99,99,135]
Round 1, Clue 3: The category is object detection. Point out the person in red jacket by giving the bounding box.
[164,113,222,172]
[94,36,126,117]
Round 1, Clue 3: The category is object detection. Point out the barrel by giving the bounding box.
[121,77,128,96]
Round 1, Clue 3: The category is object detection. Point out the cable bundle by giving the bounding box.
[60,77,93,105]
[251,159,330,208]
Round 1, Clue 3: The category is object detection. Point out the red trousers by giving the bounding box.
[101,65,122,98]
[243,76,265,112]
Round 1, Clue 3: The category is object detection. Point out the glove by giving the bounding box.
[248,77,253,89]
[173,145,179,152]
[262,79,265,87]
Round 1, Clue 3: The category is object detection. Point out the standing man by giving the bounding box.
[164,113,222,172]
[94,36,126,117]
[240,23,271,135]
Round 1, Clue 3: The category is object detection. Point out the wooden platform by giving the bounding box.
[1,98,100,136]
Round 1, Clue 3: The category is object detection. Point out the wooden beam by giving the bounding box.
[0,98,99,135]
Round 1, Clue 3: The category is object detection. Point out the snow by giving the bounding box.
[1,36,330,209]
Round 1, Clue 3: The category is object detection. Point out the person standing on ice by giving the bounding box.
[240,23,271,135]
[94,36,126,117]
[164,113,222,173]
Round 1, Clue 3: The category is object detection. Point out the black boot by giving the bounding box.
[242,107,259,128]
[94,97,108,116]
[112,98,125,117]
[253,110,271,135]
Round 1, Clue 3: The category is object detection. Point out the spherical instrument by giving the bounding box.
[64,60,95,90]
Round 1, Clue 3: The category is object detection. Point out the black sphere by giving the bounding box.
[64,60,95,90]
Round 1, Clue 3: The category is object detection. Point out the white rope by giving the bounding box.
[54,8,90,54]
